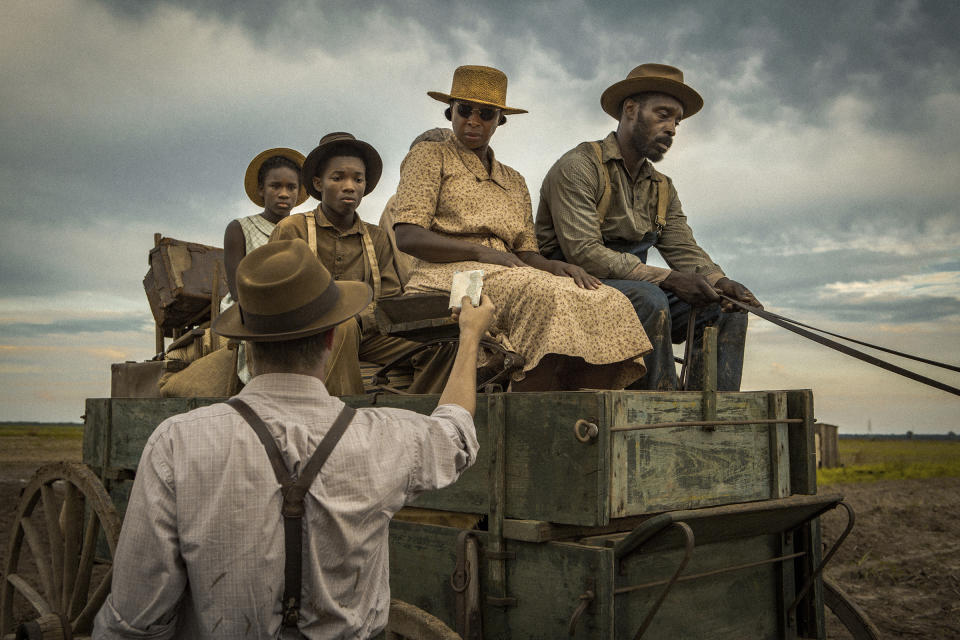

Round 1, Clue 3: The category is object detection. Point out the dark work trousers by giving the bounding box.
[556,232,747,391]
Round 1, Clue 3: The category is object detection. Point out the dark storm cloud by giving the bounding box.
[94,0,960,130]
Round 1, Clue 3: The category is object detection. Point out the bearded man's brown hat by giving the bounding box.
[600,63,703,120]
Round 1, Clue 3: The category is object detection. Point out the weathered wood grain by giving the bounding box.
[610,392,781,518]
[786,390,817,495]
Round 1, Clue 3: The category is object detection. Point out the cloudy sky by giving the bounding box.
[1,0,958,432]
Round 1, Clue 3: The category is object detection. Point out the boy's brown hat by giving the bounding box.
[301,133,382,200]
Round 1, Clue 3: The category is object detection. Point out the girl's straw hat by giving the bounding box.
[244,148,309,207]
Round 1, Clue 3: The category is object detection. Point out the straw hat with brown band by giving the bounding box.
[600,63,704,120]
[428,65,528,115]
[244,147,310,207]
[213,239,371,342]
[301,132,383,201]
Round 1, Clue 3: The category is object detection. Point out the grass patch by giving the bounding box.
[819,438,960,484]
[0,424,83,439]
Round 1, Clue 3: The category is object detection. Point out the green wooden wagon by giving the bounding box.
[2,379,879,639]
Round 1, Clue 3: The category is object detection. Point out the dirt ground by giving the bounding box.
[1,439,958,638]
[821,477,960,639]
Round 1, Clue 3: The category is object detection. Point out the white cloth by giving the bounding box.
[93,373,477,639]
[223,214,280,383]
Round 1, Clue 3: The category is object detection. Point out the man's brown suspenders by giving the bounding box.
[227,397,357,628]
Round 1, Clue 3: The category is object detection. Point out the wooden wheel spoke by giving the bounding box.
[39,483,65,603]
[2,463,121,636]
[60,483,84,612]
[73,567,112,634]
[18,517,54,604]
[5,574,52,616]
[68,513,100,620]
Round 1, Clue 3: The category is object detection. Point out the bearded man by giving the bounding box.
[536,63,761,391]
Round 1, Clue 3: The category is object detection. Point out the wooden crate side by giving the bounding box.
[387,520,467,631]
[354,392,609,526]
[768,392,791,499]
[108,398,206,472]
[614,534,790,639]
[389,520,616,640]
[610,392,774,516]
[786,390,817,494]
[345,394,491,515]
[82,398,110,470]
[502,392,607,526]
[505,540,614,640]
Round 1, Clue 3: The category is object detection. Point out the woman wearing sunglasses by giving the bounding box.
[393,65,651,391]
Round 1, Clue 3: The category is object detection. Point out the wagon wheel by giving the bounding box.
[384,599,460,640]
[824,577,881,640]
[1,462,121,639]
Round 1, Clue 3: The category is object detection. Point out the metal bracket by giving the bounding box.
[788,501,855,616]
[567,578,596,636]
[574,419,599,443]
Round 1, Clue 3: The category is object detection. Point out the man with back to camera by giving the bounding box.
[94,238,495,638]
[536,63,762,391]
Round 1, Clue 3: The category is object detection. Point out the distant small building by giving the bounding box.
[815,423,840,468]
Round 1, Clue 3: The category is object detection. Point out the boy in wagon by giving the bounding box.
[270,132,452,395]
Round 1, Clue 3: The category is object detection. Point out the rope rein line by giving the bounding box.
[745,305,960,373]
[719,295,960,397]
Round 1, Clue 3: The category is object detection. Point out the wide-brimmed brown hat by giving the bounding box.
[600,63,703,120]
[428,65,527,115]
[244,148,309,207]
[213,239,371,342]
[301,132,383,201]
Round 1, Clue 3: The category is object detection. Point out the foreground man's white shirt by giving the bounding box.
[93,373,477,639]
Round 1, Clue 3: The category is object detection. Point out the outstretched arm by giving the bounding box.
[439,295,496,416]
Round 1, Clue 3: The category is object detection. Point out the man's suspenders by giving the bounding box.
[587,141,669,231]
[304,209,382,301]
[227,397,357,628]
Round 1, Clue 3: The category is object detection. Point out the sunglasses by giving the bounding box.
[455,102,499,122]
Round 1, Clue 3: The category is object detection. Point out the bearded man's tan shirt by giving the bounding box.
[536,132,725,285]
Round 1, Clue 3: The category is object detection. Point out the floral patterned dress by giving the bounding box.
[393,136,651,387]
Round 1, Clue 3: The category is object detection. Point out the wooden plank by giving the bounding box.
[768,392,791,499]
[702,326,718,420]
[487,393,508,604]
[82,399,109,470]
[387,520,471,631]
[579,494,842,553]
[383,391,608,526]
[502,392,607,526]
[505,539,613,639]
[777,531,798,640]
[786,390,817,495]
[611,392,774,517]
[347,394,492,515]
[614,534,787,639]
[108,398,205,472]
